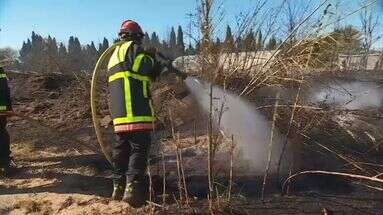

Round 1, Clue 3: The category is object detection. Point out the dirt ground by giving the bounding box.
[1,72,382,214]
[1,113,382,215]
[0,120,382,215]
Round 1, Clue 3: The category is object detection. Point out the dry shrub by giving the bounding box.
[188,0,383,203]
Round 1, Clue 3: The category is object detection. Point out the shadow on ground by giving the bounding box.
[0,154,112,197]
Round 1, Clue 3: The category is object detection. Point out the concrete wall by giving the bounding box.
[175,51,383,72]
[339,53,383,70]
[174,51,278,72]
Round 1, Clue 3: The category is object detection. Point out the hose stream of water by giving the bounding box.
[185,77,289,174]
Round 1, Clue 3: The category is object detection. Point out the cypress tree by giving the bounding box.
[236,35,243,51]
[257,31,263,50]
[68,36,83,72]
[45,35,59,73]
[19,39,32,70]
[143,32,151,47]
[87,41,98,70]
[102,38,109,50]
[176,26,185,56]
[30,31,45,73]
[266,35,277,50]
[224,25,234,50]
[98,37,109,54]
[169,27,177,58]
[169,27,177,49]
[185,43,195,55]
[151,32,160,49]
[243,30,256,51]
[58,42,68,73]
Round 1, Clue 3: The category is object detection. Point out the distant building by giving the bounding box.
[174,51,278,72]
[339,53,383,70]
[175,51,383,72]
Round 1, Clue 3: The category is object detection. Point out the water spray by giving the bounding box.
[184,78,291,174]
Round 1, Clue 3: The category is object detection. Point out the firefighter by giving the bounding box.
[104,20,186,207]
[0,67,13,177]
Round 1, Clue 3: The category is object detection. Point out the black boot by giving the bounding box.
[111,178,126,200]
[122,180,147,208]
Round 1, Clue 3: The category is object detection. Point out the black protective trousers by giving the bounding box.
[0,116,10,167]
[112,131,151,183]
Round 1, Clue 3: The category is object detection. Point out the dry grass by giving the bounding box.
[182,0,383,213]
[83,0,382,213]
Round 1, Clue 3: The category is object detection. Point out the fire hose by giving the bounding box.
[91,41,124,163]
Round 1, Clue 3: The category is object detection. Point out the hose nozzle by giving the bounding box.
[172,67,188,80]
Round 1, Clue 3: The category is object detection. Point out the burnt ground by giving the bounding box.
[1,115,382,215]
[0,72,382,214]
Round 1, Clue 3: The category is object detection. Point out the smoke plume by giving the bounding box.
[311,82,383,109]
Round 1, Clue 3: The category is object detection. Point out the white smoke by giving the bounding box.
[310,82,383,109]
[185,77,290,175]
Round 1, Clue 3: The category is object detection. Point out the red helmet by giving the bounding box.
[119,20,144,36]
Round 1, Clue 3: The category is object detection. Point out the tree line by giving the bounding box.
[15,26,195,73]
[9,24,340,74]
[220,25,281,52]
[18,32,109,74]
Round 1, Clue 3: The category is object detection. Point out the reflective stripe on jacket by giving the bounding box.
[114,123,154,133]
[107,41,155,132]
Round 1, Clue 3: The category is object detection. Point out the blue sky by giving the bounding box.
[0,0,252,49]
[0,0,382,50]
[0,0,194,49]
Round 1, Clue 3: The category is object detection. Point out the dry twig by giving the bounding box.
[282,170,383,193]
[262,91,280,200]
